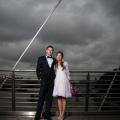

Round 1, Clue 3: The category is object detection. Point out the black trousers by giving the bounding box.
[34,77,54,120]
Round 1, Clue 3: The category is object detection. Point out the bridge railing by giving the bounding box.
[0,69,120,116]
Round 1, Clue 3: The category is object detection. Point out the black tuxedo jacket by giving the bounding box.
[36,55,56,82]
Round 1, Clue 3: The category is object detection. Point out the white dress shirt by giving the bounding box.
[39,55,53,81]
[46,55,53,68]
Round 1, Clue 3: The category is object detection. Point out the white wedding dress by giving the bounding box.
[52,61,72,98]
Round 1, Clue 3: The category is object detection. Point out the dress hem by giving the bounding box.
[52,94,72,98]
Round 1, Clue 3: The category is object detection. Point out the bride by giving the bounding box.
[52,51,72,120]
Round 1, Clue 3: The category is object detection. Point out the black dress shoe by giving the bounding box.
[34,118,40,120]
[34,117,41,120]
[38,80,41,84]
[44,116,52,120]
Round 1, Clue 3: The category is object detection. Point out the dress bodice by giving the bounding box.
[54,61,71,80]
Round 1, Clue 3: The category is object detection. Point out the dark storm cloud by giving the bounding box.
[39,16,105,45]
[0,0,120,70]
[98,0,120,17]
[0,0,105,45]
[85,36,120,65]
[71,1,97,15]
[0,0,57,42]
[37,0,105,45]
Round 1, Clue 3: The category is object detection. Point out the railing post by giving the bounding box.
[85,72,90,111]
[12,71,15,111]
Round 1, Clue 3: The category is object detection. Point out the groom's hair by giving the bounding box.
[46,45,54,51]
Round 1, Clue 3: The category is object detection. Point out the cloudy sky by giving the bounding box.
[0,0,120,70]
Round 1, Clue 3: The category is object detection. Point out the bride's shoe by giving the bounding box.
[58,118,63,120]
[61,114,65,120]
[58,116,64,120]
[57,117,61,120]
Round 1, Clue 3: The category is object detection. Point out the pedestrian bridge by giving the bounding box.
[0,69,120,118]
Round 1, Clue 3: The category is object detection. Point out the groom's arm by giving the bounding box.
[36,57,42,80]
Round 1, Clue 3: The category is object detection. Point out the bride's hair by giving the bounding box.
[55,51,65,71]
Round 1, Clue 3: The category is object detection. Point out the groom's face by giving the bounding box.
[46,47,53,56]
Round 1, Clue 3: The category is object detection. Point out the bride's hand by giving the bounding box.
[71,84,73,89]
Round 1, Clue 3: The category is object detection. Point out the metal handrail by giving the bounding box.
[0,69,120,115]
[0,69,120,73]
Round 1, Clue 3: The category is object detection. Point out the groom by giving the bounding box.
[34,46,56,120]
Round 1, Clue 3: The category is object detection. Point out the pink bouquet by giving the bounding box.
[71,87,78,95]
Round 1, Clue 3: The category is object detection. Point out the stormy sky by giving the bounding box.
[0,0,120,70]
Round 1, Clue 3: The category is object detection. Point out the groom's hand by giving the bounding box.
[38,79,41,84]
[62,59,65,62]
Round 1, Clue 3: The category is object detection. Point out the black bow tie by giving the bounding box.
[47,56,52,58]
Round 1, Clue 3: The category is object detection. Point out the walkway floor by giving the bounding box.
[0,115,120,120]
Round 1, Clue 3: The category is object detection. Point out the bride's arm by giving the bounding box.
[65,62,72,89]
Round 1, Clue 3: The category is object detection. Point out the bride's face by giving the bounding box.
[56,53,62,61]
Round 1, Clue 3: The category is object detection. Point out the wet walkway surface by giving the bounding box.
[0,115,120,120]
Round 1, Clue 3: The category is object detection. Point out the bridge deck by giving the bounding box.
[0,115,120,120]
